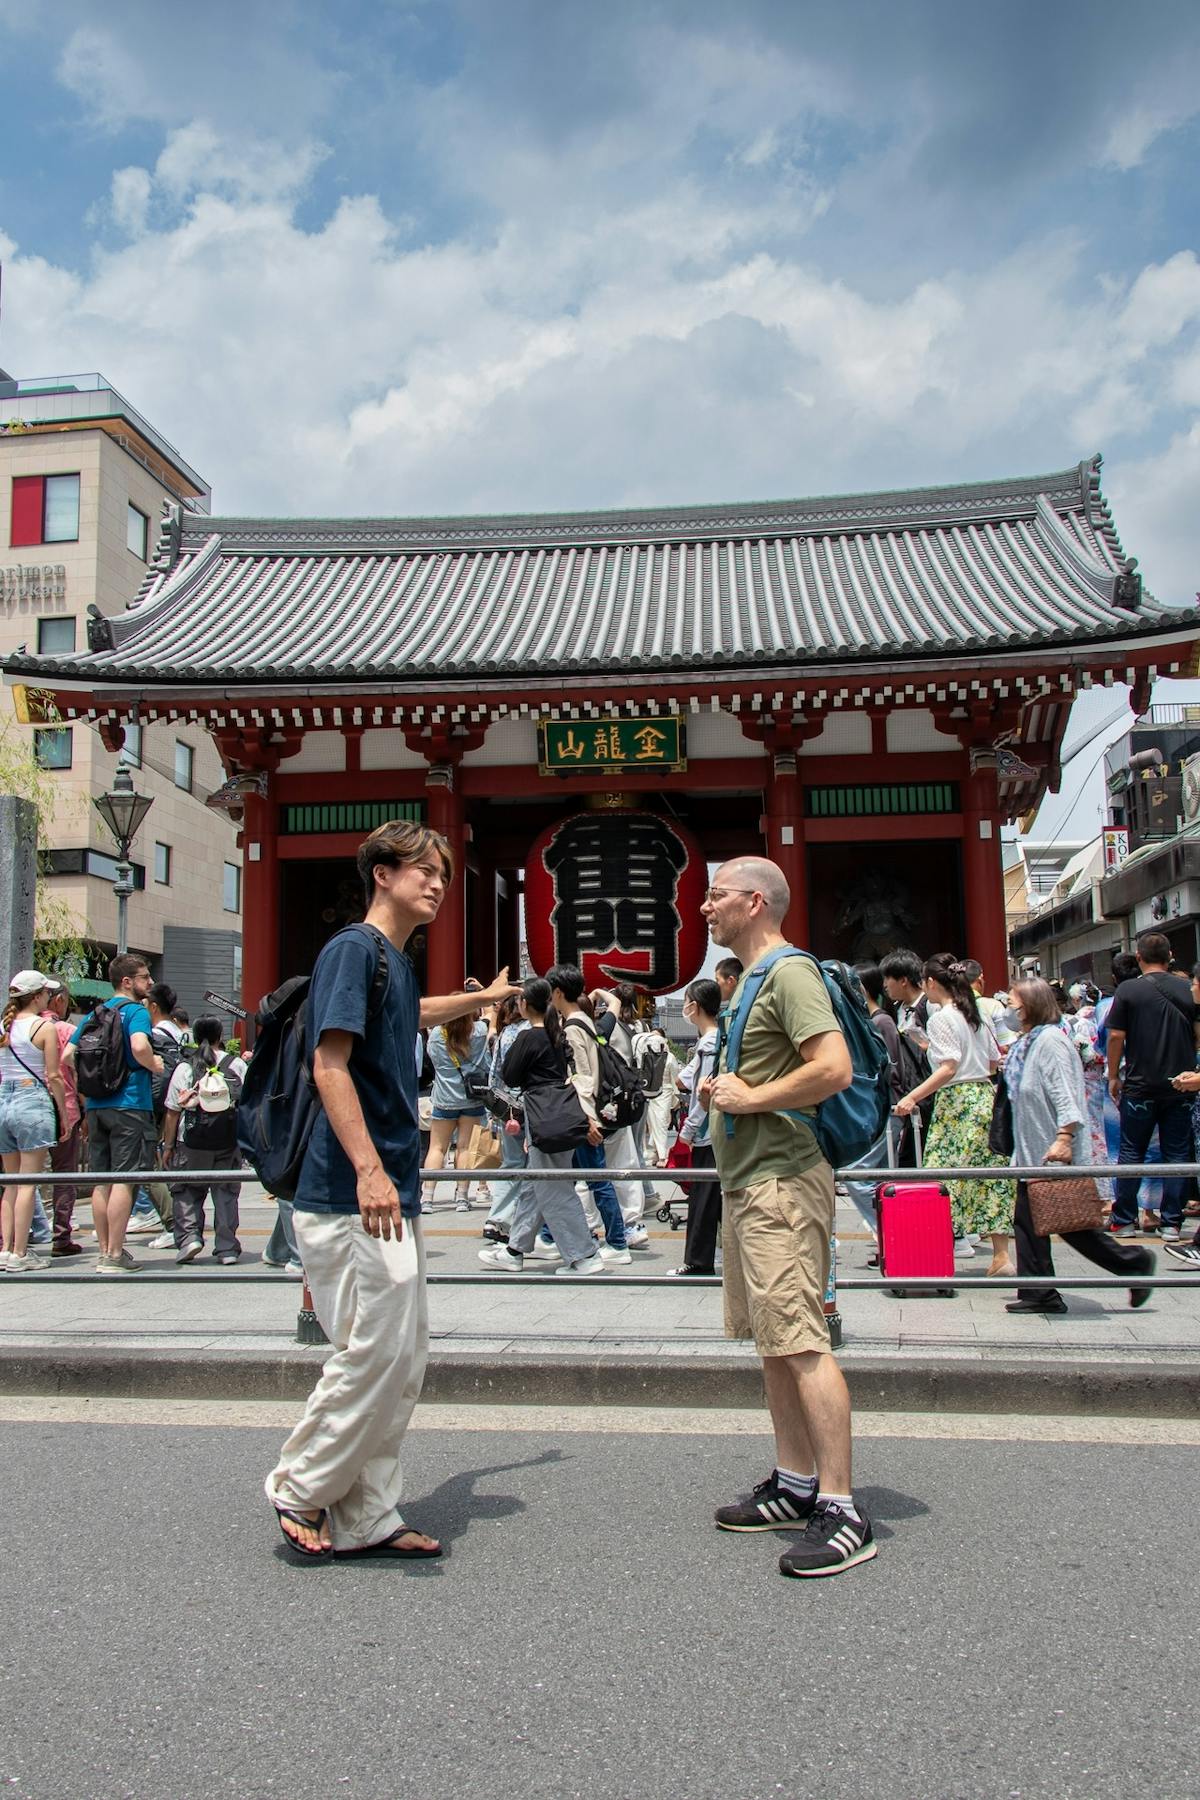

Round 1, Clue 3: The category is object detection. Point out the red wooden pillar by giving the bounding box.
[425,764,466,993]
[961,760,1008,986]
[764,749,811,947]
[241,782,280,1013]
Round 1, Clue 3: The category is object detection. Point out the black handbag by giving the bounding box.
[987,1070,1014,1158]
[522,1080,591,1153]
[465,1072,524,1127]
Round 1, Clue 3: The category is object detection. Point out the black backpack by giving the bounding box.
[568,1014,647,1134]
[178,1054,244,1153]
[150,1025,187,1122]
[75,999,133,1101]
[236,926,390,1200]
[634,1031,670,1098]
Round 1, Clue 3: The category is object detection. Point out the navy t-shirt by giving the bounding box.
[293,926,421,1215]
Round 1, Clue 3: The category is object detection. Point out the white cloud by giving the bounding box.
[1,125,1197,609]
[109,166,151,236]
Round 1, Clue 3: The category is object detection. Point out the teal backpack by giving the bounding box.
[716,947,891,1169]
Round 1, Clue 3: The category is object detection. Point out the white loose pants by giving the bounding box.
[265,1211,428,1552]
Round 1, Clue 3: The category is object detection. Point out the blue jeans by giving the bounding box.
[573,1141,627,1250]
[842,1131,890,1233]
[1113,1090,1193,1228]
[266,1194,299,1264]
[488,1126,527,1229]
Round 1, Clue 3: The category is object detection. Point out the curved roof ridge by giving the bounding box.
[177,461,1093,556]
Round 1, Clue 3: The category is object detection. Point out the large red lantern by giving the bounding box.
[524,809,708,995]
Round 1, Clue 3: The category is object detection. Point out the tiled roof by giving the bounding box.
[8,456,1197,686]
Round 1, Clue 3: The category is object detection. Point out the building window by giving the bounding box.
[85,850,146,888]
[223,862,241,913]
[154,842,172,885]
[33,727,72,770]
[119,722,143,768]
[127,503,149,560]
[174,739,193,792]
[36,616,76,655]
[11,473,80,547]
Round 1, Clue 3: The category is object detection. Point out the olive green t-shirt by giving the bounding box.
[711,953,840,1191]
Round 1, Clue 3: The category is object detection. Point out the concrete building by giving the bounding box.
[0,371,241,1011]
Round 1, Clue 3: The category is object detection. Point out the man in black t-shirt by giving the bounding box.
[1106,932,1200,1239]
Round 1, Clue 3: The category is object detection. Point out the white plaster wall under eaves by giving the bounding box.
[886,709,961,753]
[278,730,347,773]
[799,713,871,756]
[360,729,429,771]
[461,717,538,766]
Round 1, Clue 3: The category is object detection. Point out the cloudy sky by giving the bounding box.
[2,1,1199,835]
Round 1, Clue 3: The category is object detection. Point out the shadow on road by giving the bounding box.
[852,1483,930,1541]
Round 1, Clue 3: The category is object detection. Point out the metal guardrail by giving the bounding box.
[2,1162,1197,1291]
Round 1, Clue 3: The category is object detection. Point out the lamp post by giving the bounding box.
[93,764,154,957]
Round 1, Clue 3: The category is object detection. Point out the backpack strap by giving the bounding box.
[716,945,816,1141]
[339,923,391,1019]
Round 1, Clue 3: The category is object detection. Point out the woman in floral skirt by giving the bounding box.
[893,953,1015,1276]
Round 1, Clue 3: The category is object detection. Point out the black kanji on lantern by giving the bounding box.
[542,812,689,987]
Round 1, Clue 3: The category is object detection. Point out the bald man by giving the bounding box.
[699,857,876,1578]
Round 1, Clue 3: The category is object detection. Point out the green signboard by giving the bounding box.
[538,716,686,775]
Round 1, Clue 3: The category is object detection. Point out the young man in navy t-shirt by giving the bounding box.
[266,820,517,1561]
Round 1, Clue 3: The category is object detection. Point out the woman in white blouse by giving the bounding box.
[893,953,1016,1276]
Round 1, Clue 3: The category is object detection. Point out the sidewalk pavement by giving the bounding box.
[2,1180,1197,1414]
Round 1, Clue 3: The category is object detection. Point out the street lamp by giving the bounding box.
[93,764,154,956]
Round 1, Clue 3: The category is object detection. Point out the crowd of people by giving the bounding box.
[0,956,250,1274]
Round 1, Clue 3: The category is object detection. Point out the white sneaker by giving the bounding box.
[598,1244,633,1264]
[555,1254,606,1276]
[125,1217,160,1235]
[953,1238,977,1260]
[479,1244,523,1270]
[284,1260,304,1278]
[455,1196,473,1213]
[7,1252,49,1272]
[624,1224,649,1249]
[524,1241,562,1263]
[176,1238,203,1264]
[149,1231,175,1250]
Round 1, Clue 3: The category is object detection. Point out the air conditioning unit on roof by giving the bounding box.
[1182,752,1200,823]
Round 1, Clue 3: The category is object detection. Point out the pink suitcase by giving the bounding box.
[875,1117,956,1296]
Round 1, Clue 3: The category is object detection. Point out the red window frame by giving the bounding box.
[10,476,44,547]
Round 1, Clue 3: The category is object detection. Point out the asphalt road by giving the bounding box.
[1,1411,1196,1800]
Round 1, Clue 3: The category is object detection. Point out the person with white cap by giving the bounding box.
[162,1015,246,1263]
[0,970,68,1272]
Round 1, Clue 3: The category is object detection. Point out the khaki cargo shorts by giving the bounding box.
[722,1165,834,1358]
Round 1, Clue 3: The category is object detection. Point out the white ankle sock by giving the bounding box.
[817,1490,861,1522]
[776,1466,817,1497]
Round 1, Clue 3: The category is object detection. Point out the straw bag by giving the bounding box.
[1026,1174,1105,1236]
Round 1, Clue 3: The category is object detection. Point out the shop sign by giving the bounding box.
[1102,827,1129,871]
[0,564,67,610]
[538,716,686,775]
[524,809,708,993]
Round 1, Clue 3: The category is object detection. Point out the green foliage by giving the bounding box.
[0,700,89,973]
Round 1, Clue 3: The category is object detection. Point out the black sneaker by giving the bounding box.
[714,1471,816,1532]
[779,1502,877,1578]
[1161,1237,1200,1268]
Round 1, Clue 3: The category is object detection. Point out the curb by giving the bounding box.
[1,1345,1198,1417]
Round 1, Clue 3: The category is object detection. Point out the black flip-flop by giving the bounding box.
[274,1503,333,1561]
[333,1529,442,1561]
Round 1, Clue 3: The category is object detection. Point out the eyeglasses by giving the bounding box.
[703,886,758,904]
